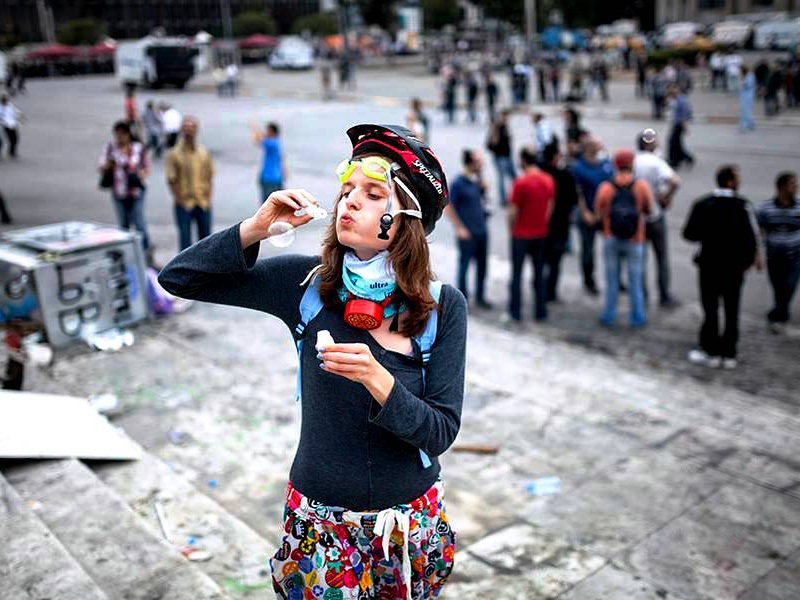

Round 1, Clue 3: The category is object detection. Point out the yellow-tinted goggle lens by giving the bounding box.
[335,157,392,184]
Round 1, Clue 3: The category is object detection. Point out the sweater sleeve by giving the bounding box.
[157,223,318,328]
[369,285,468,457]
[683,199,704,242]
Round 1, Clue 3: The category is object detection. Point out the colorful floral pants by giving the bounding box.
[270,481,456,600]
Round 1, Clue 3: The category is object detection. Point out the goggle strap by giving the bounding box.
[392,177,422,213]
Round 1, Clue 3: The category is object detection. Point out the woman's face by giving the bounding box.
[114,128,131,146]
[335,161,401,259]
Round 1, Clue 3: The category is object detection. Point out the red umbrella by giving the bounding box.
[239,34,279,49]
[88,42,116,57]
[27,44,79,60]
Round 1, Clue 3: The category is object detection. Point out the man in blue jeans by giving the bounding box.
[572,136,614,295]
[166,117,216,251]
[593,150,654,327]
[444,149,492,309]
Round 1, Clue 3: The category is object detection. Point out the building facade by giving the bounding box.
[1,0,324,45]
[656,0,800,27]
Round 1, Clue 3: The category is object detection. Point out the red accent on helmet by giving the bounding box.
[346,124,449,235]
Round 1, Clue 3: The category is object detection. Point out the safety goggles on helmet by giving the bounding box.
[335,157,423,235]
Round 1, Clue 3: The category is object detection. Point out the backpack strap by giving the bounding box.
[413,280,443,469]
[294,275,325,404]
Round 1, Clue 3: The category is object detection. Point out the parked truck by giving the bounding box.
[115,37,197,89]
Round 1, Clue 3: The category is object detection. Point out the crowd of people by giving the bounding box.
[438,51,615,125]
[444,104,799,370]
[99,87,291,266]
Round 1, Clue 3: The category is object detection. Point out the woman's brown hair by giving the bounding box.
[315,171,436,338]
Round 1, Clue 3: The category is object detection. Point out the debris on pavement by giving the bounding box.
[82,328,134,352]
[451,444,500,455]
[526,476,563,497]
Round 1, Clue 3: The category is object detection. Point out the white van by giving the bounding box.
[269,37,314,70]
[754,19,800,50]
[115,37,197,88]
[658,22,705,48]
[711,20,753,48]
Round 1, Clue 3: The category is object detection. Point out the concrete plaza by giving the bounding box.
[1,64,799,599]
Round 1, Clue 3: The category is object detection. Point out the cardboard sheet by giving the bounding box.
[0,391,142,460]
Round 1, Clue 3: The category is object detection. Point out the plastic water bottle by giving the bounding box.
[267,204,328,248]
[526,476,562,497]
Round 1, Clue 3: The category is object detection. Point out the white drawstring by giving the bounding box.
[375,508,412,600]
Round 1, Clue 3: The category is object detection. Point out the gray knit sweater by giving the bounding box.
[158,224,467,509]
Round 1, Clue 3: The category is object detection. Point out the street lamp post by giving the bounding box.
[219,0,233,39]
[525,0,537,46]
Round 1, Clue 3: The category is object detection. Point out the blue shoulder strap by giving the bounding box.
[294,277,325,404]
[413,280,443,469]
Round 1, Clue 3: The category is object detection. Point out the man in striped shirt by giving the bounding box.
[757,172,800,332]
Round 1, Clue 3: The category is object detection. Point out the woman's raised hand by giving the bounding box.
[240,188,320,247]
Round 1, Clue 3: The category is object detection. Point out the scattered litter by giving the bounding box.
[167,429,192,446]
[526,476,563,497]
[26,500,42,511]
[82,328,134,352]
[451,444,500,455]
[207,479,218,490]
[223,578,273,593]
[152,498,173,544]
[181,547,213,562]
[172,298,194,314]
[21,333,54,366]
[89,393,120,416]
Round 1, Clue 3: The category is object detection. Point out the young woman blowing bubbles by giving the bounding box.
[159,124,467,600]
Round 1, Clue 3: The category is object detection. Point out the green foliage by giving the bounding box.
[647,47,717,68]
[292,12,339,36]
[233,11,277,37]
[422,0,460,31]
[58,18,103,46]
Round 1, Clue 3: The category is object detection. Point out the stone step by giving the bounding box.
[4,458,227,600]
[90,452,277,594]
[0,469,109,600]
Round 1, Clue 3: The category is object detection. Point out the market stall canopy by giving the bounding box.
[238,34,279,49]
[88,41,117,57]
[27,44,80,60]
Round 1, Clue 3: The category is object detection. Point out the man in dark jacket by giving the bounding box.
[541,141,578,302]
[683,165,760,369]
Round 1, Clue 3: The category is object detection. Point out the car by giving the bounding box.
[269,38,314,70]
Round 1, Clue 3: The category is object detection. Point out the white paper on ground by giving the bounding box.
[0,391,142,460]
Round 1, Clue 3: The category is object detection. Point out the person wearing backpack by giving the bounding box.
[593,149,655,328]
[159,124,465,600]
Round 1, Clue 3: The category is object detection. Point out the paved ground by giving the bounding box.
[2,66,800,598]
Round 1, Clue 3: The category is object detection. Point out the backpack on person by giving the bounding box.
[609,181,640,240]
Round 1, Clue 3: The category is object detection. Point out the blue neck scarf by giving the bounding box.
[338,251,406,318]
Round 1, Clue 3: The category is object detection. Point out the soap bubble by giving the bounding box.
[267,221,296,247]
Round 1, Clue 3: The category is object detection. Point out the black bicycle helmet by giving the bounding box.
[346,124,449,235]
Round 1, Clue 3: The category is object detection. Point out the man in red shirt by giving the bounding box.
[594,149,655,328]
[508,146,556,322]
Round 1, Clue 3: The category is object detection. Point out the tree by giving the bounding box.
[421,0,460,31]
[292,12,339,36]
[233,11,277,37]
[58,18,103,46]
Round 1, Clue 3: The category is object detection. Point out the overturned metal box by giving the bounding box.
[0,222,150,348]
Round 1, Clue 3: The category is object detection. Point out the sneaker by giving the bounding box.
[660,297,681,309]
[721,358,738,370]
[769,322,786,335]
[475,299,494,310]
[687,349,721,368]
[584,283,599,297]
